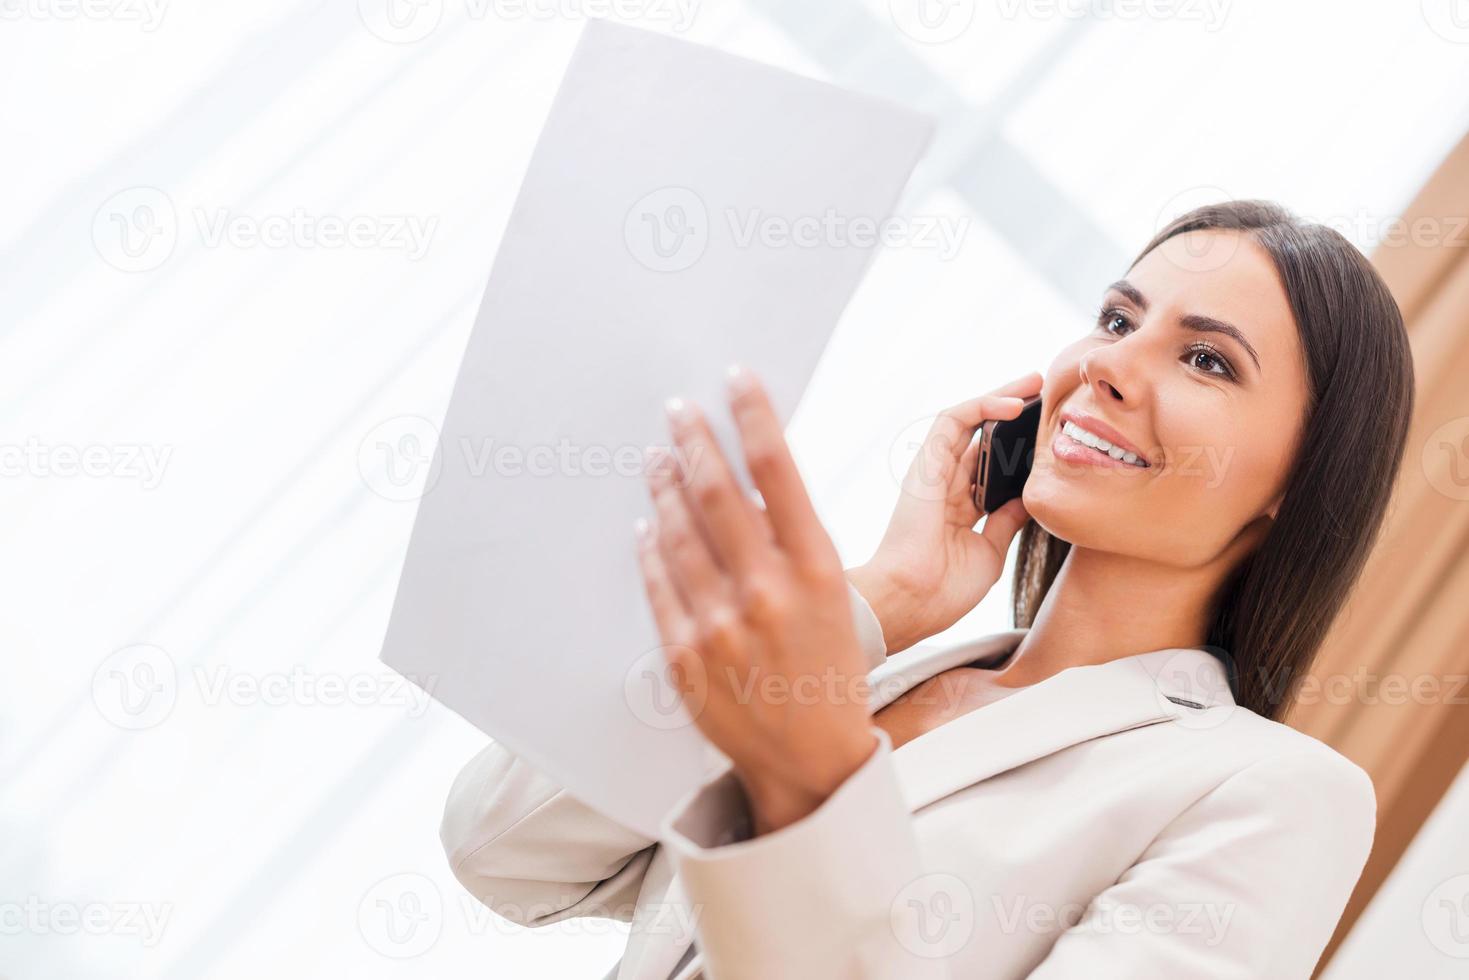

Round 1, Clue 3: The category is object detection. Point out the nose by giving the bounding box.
[1075,320,1163,408]
[1078,342,1131,403]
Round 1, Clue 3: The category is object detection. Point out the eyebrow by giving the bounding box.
[1104,279,1262,373]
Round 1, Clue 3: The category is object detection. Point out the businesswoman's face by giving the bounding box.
[1022,229,1311,568]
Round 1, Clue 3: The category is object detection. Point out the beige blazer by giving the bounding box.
[440,583,1376,979]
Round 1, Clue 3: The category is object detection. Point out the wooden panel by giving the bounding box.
[1289,131,1469,974]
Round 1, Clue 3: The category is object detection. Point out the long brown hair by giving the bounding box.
[1011,200,1416,721]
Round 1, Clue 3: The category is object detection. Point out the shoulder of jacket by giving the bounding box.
[1198,707,1377,823]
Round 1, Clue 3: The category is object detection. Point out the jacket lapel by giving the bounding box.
[866,630,1236,813]
[655,631,1235,980]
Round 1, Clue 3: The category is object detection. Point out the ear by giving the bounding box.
[1265,494,1283,521]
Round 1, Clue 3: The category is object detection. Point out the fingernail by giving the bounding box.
[665,396,694,426]
[634,516,650,541]
[726,363,756,396]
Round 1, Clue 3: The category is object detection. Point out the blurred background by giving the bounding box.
[3,1,1469,976]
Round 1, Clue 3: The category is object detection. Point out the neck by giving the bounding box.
[991,545,1225,689]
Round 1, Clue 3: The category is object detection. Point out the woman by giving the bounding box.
[439,200,1416,978]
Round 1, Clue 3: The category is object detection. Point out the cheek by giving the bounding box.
[1175,421,1293,512]
[1038,345,1086,432]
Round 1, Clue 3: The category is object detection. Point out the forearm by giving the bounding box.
[844,563,927,656]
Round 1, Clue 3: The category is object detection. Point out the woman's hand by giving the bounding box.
[846,371,1044,655]
[634,365,877,836]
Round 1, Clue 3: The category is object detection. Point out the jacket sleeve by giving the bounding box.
[1026,748,1376,980]
[658,738,1375,980]
[846,577,889,669]
[660,726,945,977]
[440,579,889,928]
[440,736,661,927]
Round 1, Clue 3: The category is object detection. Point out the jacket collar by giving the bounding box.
[866,629,1237,813]
[649,632,1238,980]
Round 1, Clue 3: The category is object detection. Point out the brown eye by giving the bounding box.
[1187,344,1236,379]
[1095,307,1131,335]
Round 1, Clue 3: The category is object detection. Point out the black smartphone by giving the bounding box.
[972,394,1042,515]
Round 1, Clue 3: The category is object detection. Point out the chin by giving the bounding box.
[1018,468,1125,551]
[1019,472,1078,544]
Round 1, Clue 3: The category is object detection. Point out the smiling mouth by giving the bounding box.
[1056,420,1150,468]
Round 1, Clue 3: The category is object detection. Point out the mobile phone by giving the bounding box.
[972,394,1042,515]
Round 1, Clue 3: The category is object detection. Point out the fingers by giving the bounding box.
[912,372,1044,497]
[664,397,768,577]
[929,375,1042,463]
[646,448,733,610]
[901,394,1016,505]
[931,393,1022,453]
[634,515,695,644]
[990,370,1045,400]
[979,495,1031,552]
[952,432,983,520]
[725,365,837,574]
[741,487,776,545]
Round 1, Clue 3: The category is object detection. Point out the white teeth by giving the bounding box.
[1062,420,1147,467]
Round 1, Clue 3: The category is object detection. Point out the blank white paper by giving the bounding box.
[380,19,933,837]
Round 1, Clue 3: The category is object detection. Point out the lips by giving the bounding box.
[1057,408,1154,468]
